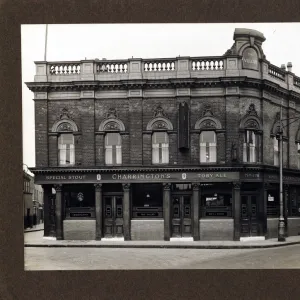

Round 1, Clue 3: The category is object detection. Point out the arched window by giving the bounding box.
[243,130,259,163]
[200,131,216,163]
[58,134,75,166]
[99,109,126,166]
[240,104,262,163]
[52,113,79,167]
[105,132,122,165]
[152,132,169,164]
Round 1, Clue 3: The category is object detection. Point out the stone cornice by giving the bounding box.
[25,77,300,101]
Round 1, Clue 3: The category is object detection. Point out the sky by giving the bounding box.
[21,23,300,171]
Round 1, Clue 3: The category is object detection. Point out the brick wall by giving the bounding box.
[200,219,234,240]
[63,220,96,240]
[131,220,164,240]
[35,89,300,169]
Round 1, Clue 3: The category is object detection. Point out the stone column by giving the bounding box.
[263,183,269,236]
[54,184,63,240]
[233,182,241,241]
[163,183,171,241]
[42,185,52,237]
[284,184,289,237]
[122,183,131,241]
[94,184,102,240]
[192,183,200,241]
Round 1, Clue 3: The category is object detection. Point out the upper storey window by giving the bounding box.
[152,132,169,164]
[51,108,79,167]
[195,104,222,165]
[58,134,75,166]
[99,108,126,166]
[146,105,173,165]
[105,132,122,165]
[200,131,216,163]
[240,104,262,164]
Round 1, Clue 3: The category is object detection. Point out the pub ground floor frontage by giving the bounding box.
[33,167,300,241]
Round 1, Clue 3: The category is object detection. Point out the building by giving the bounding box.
[23,169,44,228]
[23,170,34,229]
[25,28,300,241]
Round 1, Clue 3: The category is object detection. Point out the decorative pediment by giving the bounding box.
[52,119,78,132]
[59,107,73,120]
[195,116,222,130]
[99,108,125,131]
[271,112,286,137]
[147,117,173,131]
[154,105,167,118]
[244,119,260,129]
[202,104,213,117]
[246,104,258,117]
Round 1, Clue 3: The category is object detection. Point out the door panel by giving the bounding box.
[171,196,192,237]
[240,195,258,237]
[103,196,123,238]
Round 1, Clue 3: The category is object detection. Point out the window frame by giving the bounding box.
[152,131,169,165]
[105,132,122,166]
[199,130,217,163]
[58,133,75,166]
[243,129,260,163]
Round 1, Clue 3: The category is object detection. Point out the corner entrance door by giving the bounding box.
[171,196,192,237]
[241,195,259,237]
[103,196,123,238]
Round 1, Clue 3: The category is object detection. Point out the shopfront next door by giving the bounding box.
[103,196,123,238]
[241,195,259,237]
[171,195,192,237]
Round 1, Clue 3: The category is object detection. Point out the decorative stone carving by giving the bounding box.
[200,119,217,129]
[244,119,259,129]
[154,105,166,118]
[57,122,73,132]
[192,183,200,190]
[122,183,131,191]
[231,142,238,162]
[163,183,171,190]
[59,108,72,120]
[152,120,167,130]
[106,108,117,119]
[202,104,213,117]
[94,184,102,190]
[246,104,258,117]
[233,182,241,189]
[103,121,120,131]
[54,184,62,192]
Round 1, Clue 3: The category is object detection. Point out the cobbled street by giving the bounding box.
[24,231,300,270]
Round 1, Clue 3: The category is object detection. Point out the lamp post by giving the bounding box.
[278,103,285,241]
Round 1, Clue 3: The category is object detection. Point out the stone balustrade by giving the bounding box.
[33,56,300,92]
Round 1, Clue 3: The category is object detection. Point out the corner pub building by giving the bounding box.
[26,28,300,242]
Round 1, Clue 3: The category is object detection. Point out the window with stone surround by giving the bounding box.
[105,132,122,165]
[243,130,259,163]
[200,131,216,163]
[152,132,169,164]
[58,134,75,166]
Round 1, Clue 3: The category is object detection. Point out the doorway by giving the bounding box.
[241,195,259,237]
[103,196,123,238]
[171,195,192,237]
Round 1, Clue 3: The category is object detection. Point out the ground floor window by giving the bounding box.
[200,183,232,217]
[131,183,163,218]
[63,184,95,218]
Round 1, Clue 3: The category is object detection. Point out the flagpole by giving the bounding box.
[44,24,48,61]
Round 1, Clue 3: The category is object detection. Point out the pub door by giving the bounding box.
[171,195,192,237]
[241,195,259,237]
[103,196,123,238]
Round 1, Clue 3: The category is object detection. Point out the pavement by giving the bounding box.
[24,230,300,249]
[24,223,44,233]
[24,243,300,270]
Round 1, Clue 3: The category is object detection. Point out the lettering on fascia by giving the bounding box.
[197,173,227,178]
[111,173,171,180]
[45,175,86,180]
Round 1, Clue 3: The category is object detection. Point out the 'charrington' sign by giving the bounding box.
[242,47,259,70]
[35,171,240,184]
